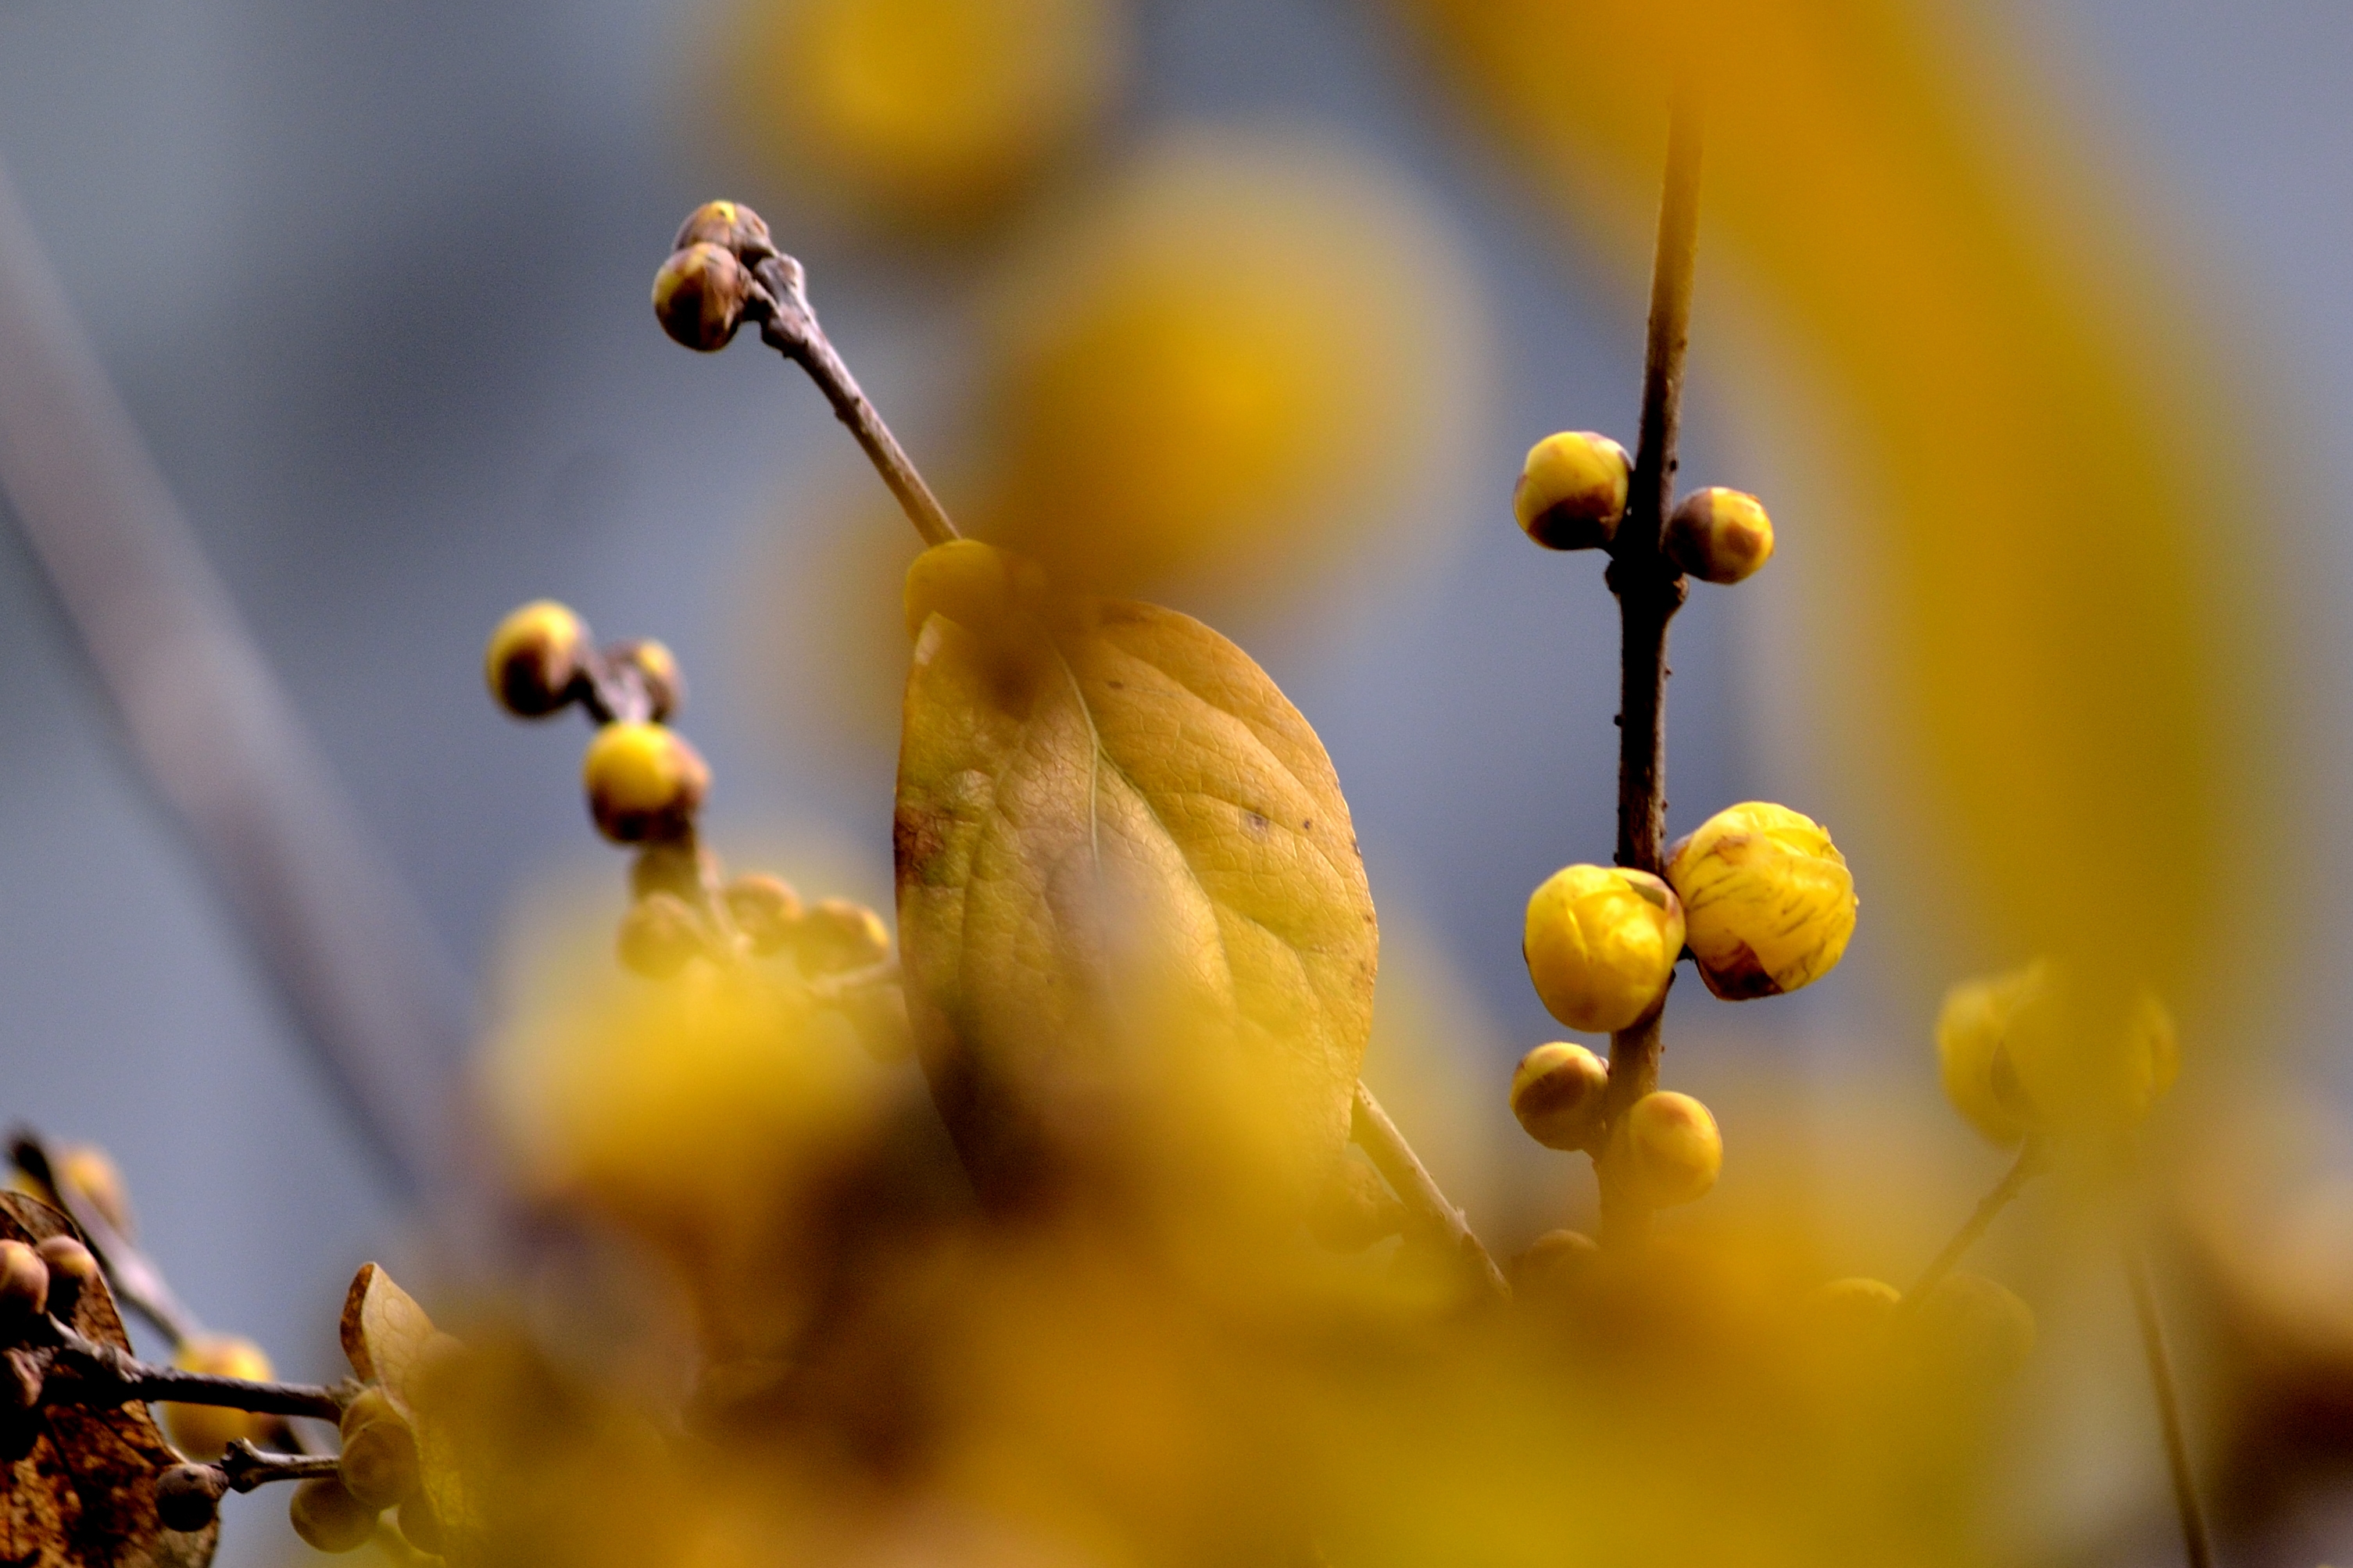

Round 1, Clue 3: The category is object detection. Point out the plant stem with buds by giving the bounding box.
[1595,83,1703,1251]
[32,1316,349,1423]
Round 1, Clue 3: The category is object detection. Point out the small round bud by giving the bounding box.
[55,1145,134,1240]
[1665,802,1855,1000]
[1511,1229,1601,1302]
[1935,963,2047,1147]
[723,873,804,955]
[485,601,588,719]
[653,242,754,353]
[1513,431,1630,552]
[609,638,685,723]
[1663,487,1774,584]
[338,1386,401,1442]
[397,1493,445,1555]
[582,722,710,844]
[1909,1272,2036,1384]
[290,1476,380,1554]
[1938,963,2179,1141]
[0,1241,48,1322]
[1621,1091,1721,1209]
[1307,1157,1404,1253]
[672,199,774,260]
[903,539,1049,641]
[1522,865,1685,1034]
[842,983,915,1063]
[1808,1276,1901,1333]
[338,1412,422,1509]
[617,892,706,980]
[1509,1042,1610,1152]
[155,1463,228,1533]
[34,1236,98,1321]
[796,898,891,976]
[164,1335,274,1460]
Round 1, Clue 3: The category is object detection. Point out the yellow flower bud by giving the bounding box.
[338,1411,421,1509]
[610,638,685,723]
[617,893,706,980]
[1522,865,1685,1034]
[1509,1041,1610,1152]
[672,198,774,260]
[723,873,805,955]
[1621,1090,1721,1209]
[289,1476,379,1554]
[1664,486,1774,584]
[582,722,710,844]
[55,1144,134,1240]
[33,1235,97,1321]
[338,1385,400,1442]
[1511,1228,1600,1303]
[652,241,755,352]
[485,600,588,719]
[797,898,892,976]
[163,1335,274,1460]
[0,1241,47,1322]
[1937,961,2180,1142]
[903,538,1049,641]
[1665,802,1855,1000]
[1513,431,1630,552]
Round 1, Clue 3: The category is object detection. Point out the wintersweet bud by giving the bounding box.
[339,1387,399,1440]
[1937,960,2180,1144]
[54,1145,134,1239]
[0,1241,45,1323]
[903,538,1050,641]
[724,874,804,955]
[617,894,705,980]
[652,241,755,353]
[1509,1042,1610,1152]
[1622,1091,1721,1209]
[582,722,710,844]
[1522,865,1685,1034]
[1513,431,1631,552]
[338,1412,422,1509]
[163,1335,275,1460]
[155,1463,228,1533]
[289,1476,378,1554]
[1911,1272,2036,1384]
[485,601,588,719]
[672,198,774,261]
[1664,487,1774,584]
[1665,802,1855,1000]
[1511,1229,1600,1302]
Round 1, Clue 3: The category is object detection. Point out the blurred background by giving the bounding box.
[2,0,2351,1563]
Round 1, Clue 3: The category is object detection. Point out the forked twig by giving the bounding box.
[1351,1084,1509,1303]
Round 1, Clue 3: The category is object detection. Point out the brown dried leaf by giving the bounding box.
[0,1193,216,1568]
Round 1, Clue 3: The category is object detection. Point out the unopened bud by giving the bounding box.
[1908,1271,2036,1384]
[617,892,706,980]
[1664,487,1774,584]
[1522,864,1684,1034]
[34,1236,97,1322]
[55,1145,134,1241]
[903,539,1049,641]
[582,721,710,844]
[338,1385,401,1442]
[0,1241,48,1323]
[155,1463,229,1533]
[609,638,684,723]
[338,1411,421,1509]
[1509,1042,1610,1152]
[485,601,589,719]
[672,199,775,261]
[796,898,890,976]
[1513,431,1630,552]
[290,1476,380,1554]
[723,873,803,955]
[1620,1091,1721,1209]
[653,242,754,353]
[1665,802,1855,1000]
[1511,1229,1601,1303]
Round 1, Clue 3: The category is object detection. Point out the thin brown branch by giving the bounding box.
[216,1438,344,1491]
[1593,77,1704,1251]
[2126,1244,2215,1568]
[749,254,960,549]
[1350,1083,1509,1303]
[1899,1140,2047,1310]
[32,1316,349,1423]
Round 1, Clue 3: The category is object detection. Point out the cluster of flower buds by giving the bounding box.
[487,601,913,1062]
[650,200,782,353]
[1512,430,1776,586]
[0,1231,101,1458]
[1510,1041,1722,1206]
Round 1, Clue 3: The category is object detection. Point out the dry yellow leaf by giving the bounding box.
[894,582,1377,1213]
[339,1263,473,1554]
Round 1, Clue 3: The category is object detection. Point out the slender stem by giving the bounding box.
[1593,77,1704,1251]
[749,254,960,549]
[1350,1083,1509,1303]
[2126,1244,2215,1568]
[217,1438,344,1491]
[37,1318,349,1423]
[1898,1140,2046,1310]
